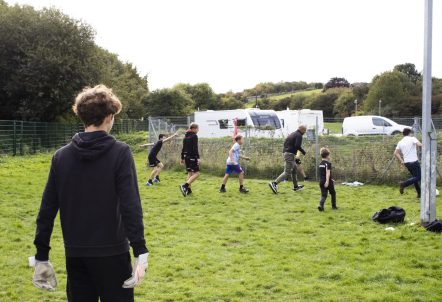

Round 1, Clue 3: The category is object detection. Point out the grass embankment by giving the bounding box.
[0,151,441,301]
[245,89,322,108]
[324,122,342,134]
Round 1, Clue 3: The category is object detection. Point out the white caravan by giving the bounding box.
[276,109,324,136]
[342,116,410,136]
[193,109,284,138]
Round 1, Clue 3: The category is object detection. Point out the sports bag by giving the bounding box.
[372,206,406,224]
[425,220,442,233]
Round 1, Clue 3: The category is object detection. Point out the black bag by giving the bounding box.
[425,220,442,233]
[372,206,406,224]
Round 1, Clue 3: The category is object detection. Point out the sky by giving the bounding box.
[9,0,442,93]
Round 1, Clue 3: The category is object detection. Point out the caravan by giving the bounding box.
[276,109,324,136]
[194,109,283,138]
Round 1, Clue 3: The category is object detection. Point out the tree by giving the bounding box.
[174,83,216,110]
[394,63,421,83]
[324,77,350,91]
[145,88,194,116]
[365,71,417,116]
[304,89,342,117]
[333,89,356,117]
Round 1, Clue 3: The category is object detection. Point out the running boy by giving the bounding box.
[219,135,250,193]
[179,123,200,197]
[140,132,178,186]
[317,147,337,212]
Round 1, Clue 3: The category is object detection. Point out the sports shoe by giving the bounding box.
[219,187,226,193]
[293,185,304,191]
[318,205,324,212]
[153,178,160,183]
[268,182,278,194]
[239,187,249,193]
[399,182,405,195]
[179,185,188,197]
[332,206,338,210]
[145,181,153,187]
[187,188,192,195]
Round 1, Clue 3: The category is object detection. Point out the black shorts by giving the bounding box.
[148,156,161,167]
[185,157,200,172]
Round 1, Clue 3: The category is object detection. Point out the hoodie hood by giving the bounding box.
[185,130,195,137]
[71,131,116,161]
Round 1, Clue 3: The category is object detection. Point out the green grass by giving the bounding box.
[0,152,441,301]
[324,122,343,134]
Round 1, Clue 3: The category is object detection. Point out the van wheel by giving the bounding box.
[391,131,401,135]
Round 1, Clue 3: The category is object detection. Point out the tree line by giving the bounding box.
[1,2,442,121]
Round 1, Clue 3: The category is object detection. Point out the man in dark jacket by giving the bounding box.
[32,85,149,302]
[179,123,200,196]
[269,125,307,194]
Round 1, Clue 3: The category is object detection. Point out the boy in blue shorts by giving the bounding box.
[219,135,250,193]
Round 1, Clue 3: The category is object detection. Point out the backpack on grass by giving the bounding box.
[372,206,406,224]
[425,220,442,233]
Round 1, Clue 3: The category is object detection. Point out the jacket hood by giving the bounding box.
[185,130,195,137]
[71,131,116,161]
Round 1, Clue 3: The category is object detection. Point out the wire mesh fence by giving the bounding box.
[147,115,442,185]
[0,119,148,156]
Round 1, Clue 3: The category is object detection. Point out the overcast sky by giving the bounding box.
[9,0,442,93]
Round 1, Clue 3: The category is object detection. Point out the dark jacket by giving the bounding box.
[34,131,148,261]
[181,130,199,159]
[283,130,306,155]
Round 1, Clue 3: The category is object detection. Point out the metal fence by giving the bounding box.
[0,119,148,156]
[147,115,442,184]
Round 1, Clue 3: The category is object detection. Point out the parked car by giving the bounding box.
[342,116,410,136]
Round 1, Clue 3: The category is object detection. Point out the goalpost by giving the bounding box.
[420,0,437,224]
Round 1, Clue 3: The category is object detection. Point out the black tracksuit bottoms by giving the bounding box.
[66,252,134,302]
[319,181,336,207]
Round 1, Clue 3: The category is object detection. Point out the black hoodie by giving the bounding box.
[34,131,148,261]
[181,130,199,160]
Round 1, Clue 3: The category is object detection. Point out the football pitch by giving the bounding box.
[0,153,441,302]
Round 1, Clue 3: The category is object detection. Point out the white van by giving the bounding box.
[194,108,284,138]
[342,116,410,136]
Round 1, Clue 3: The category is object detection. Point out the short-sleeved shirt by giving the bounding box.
[148,140,163,159]
[396,136,419,163]
[226,143,240,165]
[318,160,332,183]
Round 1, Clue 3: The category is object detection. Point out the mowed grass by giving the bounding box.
[324,122,342,134]
[0,152,441,302]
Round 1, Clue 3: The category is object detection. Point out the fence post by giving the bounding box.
[315,116,319,181]
[187,115,191,127]
[19,120,24,155]
[13,120,17,156]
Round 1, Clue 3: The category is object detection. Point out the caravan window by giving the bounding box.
[236,119,246,126]
[249,112,281,129]
[218,119,229,129]
[207,120,218,126]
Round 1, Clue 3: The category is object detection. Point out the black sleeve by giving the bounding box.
[327,162,332,170]
[294,133,306,155]
[181,138,185,160]
[193,135,200,159]
[34,156,60,261]
[116,146,148,257]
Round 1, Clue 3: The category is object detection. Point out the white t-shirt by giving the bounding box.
[396,136,419,163]
[226,143,240,165]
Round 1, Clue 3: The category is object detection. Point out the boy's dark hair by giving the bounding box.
[73,85,122,127]
[320,147,330,159]
[403,128,412,136]
[234,134,243,142]
[158,134,166,140]
[189,122,199,130]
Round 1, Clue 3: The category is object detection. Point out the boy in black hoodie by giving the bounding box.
[32,85,149,301]
[179,123,200,196]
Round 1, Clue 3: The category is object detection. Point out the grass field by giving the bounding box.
[324,122,342,134]
[0,152,441,302]
[245,89,322,108]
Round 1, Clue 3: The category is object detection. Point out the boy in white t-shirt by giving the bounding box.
[219,135,250,193]
[394,128,422,197]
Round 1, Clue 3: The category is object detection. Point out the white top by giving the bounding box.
[396,136,419,163]
[226,143,240,165]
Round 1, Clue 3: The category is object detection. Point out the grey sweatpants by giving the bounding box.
[274,152,298,187]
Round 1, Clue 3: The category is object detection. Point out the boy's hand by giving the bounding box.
[244,157,250,161]
[197,159,201,165]
[180,159,184,165]
[324,181,329,188]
